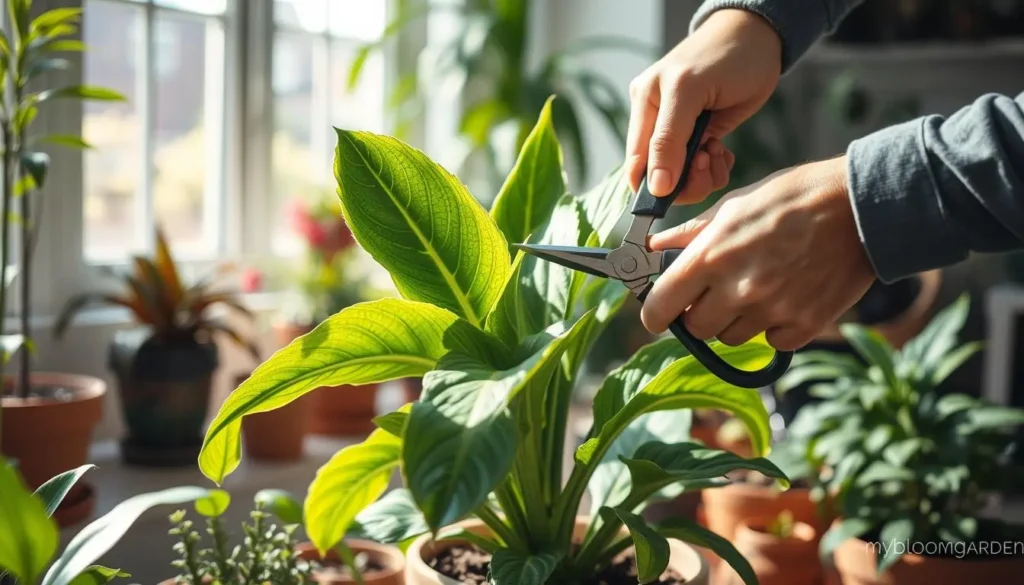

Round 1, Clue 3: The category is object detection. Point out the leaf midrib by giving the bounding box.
[340,132,482,326]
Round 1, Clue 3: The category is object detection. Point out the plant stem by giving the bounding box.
[0,123,11,388]
[15,159,27,399]
[474,504,526,551]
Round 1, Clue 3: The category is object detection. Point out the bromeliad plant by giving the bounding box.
[778,295,1024,573]
[197,97,788,584]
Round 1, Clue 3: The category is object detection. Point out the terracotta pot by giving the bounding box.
[273,320,379,437]
[239,373,310,461]
[833,532,1024,585]
[1,372,106,527]
[690,422,721,450]
[405,517,708,585]
[701,483,825,543]
[297,541,405,585]
[720,516,821,585]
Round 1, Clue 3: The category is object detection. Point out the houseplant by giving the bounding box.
[54,228,259,467]
[0,457,210,585]
[195,97,790,585]
[781,295,1024,584]
[349,0,654,190]
[0,0,126,526]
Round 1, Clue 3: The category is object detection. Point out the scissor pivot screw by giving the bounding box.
[621,257,638,273]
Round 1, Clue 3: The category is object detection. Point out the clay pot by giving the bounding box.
[273,320,380,437]
[1,372,106,527]
[297,541,405,585]
[720,516,821,585]
[700,483,825,543]
[405,517,709,585]
[239,373,310,462]
[833,532,1024,585]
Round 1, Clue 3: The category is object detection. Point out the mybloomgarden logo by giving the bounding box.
[869,539,1024,559]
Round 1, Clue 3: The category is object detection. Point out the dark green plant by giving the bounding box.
[166,490,314,585]
[348,0,654,189]
[195,97,789,584]
[778,295,1024,573]
[0,457,209,585]
[0,0,125,400]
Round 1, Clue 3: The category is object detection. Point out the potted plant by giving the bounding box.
[54,228,259,467]
[0,0,126,527]
[723,511,821,585]
[193,98,791,585]
[782,295,1024,584]
[0,457,211,585]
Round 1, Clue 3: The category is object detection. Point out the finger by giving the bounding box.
[625,77,659,193]
[682,288,740,341]
[717,317,767,347]
[765,326,815,352]
[724,148,736,171]
[710,148,731,191]
[646,81,707,196]
[674,150,716,204]
[649,202,717,249]
[640,244,709,334]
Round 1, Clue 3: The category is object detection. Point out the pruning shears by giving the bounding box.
[514,110,792,389]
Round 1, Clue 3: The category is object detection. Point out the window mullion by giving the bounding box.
[138,0,156,253]
[203,16,227,254]
[312,33,331,184]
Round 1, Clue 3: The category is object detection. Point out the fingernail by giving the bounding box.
[696,155,709,170]
[650,169,672,194]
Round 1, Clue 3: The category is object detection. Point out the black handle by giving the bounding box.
[631,109,713,219]
[637,283,793,389]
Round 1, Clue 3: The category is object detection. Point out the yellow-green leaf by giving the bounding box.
[0,458,58,584]
[334,130,510,327]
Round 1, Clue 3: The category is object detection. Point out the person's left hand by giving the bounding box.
[639,155,877,352]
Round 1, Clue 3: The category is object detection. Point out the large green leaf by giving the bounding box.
[349,489,429,545]
[591,338,687,435]
[66,566,130,585]
[42,486,209,585]
[34,464,95,517]
[489,549,563,585]
[304,429,401,555]
[656,517,757,585]
[575,165,633,247]
[0,458,57,584]
[902,294,969,376]
[335,129,510,326]
[404,314,592,530]
[490,96,567,246]
[608,508,669,584]
[199,298,502,484]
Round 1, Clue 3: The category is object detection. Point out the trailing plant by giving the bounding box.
[778,295,1024,573]
[197,96,789,584]
[348,0,655,189]
[0,457,209,585]
[0,0,125,400]
[166,490,314,585]
[53,228,259,360]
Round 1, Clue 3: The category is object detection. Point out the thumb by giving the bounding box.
[648,207,716,250]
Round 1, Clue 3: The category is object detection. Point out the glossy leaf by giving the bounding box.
[254,489,303,525]
[199,298,502,484]
[591,338,687,434]
[576,165,633,247]
[489,549,562,585]
[335,129,510,327]
[42,486,209,585]
[0,458,58,584]
[194,489,230,518]
[371,403,413,438]
[656,516,757,585]
[305,429,401,555]
[67,565,130,585]
[34,464,95,517]
[490,96,567,245]
[349,489,428,545]
[608,508,669,584]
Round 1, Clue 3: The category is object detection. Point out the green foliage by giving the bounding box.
[779,295,1024,573]
[199,100,786,584]
[167,494,314,585]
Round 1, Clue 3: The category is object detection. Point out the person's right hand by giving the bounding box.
[626,8,784,200]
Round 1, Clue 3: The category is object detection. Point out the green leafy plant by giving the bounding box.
[166,490,314,585]
[765,511,794,539]
[197,96,789,584]
[778,295,1024,573]
[0,0,125,400]
[349,0,654,189]
[53,228,259,360]
[0,457,208,585]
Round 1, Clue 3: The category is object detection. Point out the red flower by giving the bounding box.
[240,268,263,293]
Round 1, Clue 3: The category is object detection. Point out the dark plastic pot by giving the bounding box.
[108,328,218,467]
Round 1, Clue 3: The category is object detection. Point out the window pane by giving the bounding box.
[153,13,220,255]
[155,0,227,16]
[329,42,385,133]
[83,0,143,261]
[328,1,387,41]
[271,33,321,253]
[275,0,327,33]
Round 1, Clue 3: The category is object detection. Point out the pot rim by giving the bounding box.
[736,515,818,545]
[296,539,405,583]
[1,371,107,407]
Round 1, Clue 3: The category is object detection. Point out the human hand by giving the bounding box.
[626,9,783,201]
[640,156,877,352]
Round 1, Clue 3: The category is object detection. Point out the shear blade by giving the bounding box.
[512,243,616,279]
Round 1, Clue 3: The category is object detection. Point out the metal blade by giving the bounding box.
[512,244,617,279]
